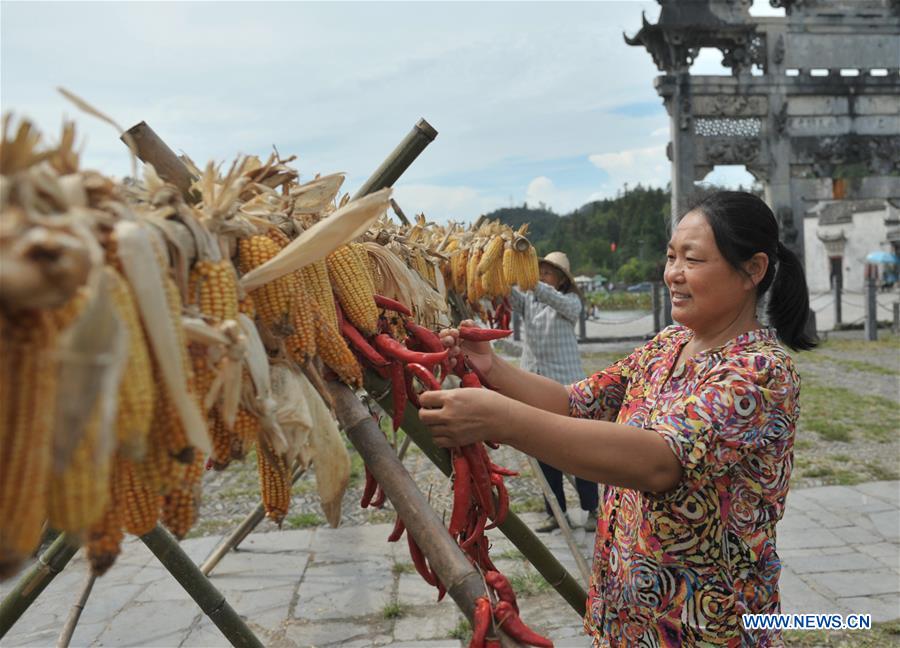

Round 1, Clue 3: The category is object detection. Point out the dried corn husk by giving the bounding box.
[290,172,345,215]
[240,188,391,291]
[114,221,210,454]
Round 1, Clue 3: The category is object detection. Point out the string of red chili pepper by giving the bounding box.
[341,307,545,641]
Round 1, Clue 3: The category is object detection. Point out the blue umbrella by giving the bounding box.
[865,251,900,264]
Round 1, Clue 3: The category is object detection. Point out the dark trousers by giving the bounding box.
[538,460,599,515]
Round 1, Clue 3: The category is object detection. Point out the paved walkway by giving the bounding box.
[2,481,898,647]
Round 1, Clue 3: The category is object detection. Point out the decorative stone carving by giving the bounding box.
[794,135,900,178]
[699,138,762,165]
[695,117,762,137]
[773,34,785,65]
[816,229,848,257]
[679,96,692,131]
[747,163,771,183]
[774,102,789,136]
[693,95,767,117]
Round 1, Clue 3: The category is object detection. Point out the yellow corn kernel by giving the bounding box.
[502,243,515,286]
[301,260,339,333]
[257,441,291,525]
[113,455,161,537]
[0,311,58,579]
[451,249,468,294]
[477,236,505,275]
[86,504,124,576]
[231,407,259,459]
[238,292,256,318]
[188,259,240,322]
[326,244,378,336]
[209,412,237,470]
[162,453,204,540]
[286,276,317,364]
[311,299,362,388]
[108,267,155,459]
[238,235,294,335]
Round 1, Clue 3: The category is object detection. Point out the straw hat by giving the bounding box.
[539,251,583,299]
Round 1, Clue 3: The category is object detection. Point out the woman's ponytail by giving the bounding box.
[767,241,817,351]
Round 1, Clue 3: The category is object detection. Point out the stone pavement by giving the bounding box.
[2,481,898,647]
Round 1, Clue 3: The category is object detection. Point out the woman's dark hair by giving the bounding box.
[679,191,817,351]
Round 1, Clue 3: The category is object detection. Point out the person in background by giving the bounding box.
[508,250,599,532]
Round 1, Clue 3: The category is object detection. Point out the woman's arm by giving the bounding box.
[419,389,683,493]
[532,282,582,322]
[486,354,570,415]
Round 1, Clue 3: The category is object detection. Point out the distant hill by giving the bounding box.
[487,185,671,284]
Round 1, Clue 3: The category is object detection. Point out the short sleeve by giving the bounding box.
[650,356,799,496]
[568,352,637,421]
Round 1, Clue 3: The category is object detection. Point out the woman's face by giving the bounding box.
[664,210,759,334]
[539,263,564,289]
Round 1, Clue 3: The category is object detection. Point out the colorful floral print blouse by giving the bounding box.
[569,326,800,647]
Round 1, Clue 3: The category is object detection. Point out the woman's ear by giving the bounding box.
[743,252,769,288]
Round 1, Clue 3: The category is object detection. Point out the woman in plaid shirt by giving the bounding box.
[509,250,599,532]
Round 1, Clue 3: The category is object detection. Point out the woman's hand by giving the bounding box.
[418,388,511,447]
[439,319,494,377]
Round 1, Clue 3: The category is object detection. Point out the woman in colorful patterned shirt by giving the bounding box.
[420,191,816,646]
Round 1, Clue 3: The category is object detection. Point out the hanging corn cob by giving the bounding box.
[86,504,124,576]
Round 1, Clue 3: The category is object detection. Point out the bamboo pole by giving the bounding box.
[526,457,592,587]
[56,572,96,648]
[140,525,263,648]
[0,534,80,638]
[364,371,588,617]
[351,118,438,200]
[199,465,308,576]
[120,121,198,201]
[328,381,519,648]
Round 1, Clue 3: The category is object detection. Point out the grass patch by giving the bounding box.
[494,548,526,562]
[580,352,626,376]
[508,567,552,597]
[511,496,545,515]
[349,451,366,485]
[448,618,470,640]
[367,509,396,524]
[794,439,814,451]
[285,512,323,529]
[392,562,415,576]
[785,619,900,647]
[588,292,652,311]
[800,381,900,444]
[382,601,406,619]
[838,358,900,376]
[867,461,900,481]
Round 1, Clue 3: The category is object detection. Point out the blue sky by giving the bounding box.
[1,1,784,222]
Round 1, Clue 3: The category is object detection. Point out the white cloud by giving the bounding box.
[392,184,501,224]
[588,145,669,197]
[524,176,587,214]
[651,126,669,138]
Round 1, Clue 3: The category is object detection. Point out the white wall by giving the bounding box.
[805,204,894,293]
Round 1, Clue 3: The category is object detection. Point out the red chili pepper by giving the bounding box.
[461,444,495,519]
[404,321,452,379]
[484,570,518,613]
[485,641,501,648]
[341,318,389,367]
[453,353,467,378]
[407,534,437,586]
[360,467,377,508]
[374,294,413,316]
[458,326,512,342]
[460,510,487,551]
[387,514,405,542]
[485,473,509,529]
[460,371,482,388]
[489,462,519,477]
[404,371,422,409]
[493,601,553,648]
[436,577,447,603]
[449,452,472,536]
[405,362,443,391]
[470,597,491,648]
[391,360,407,432]
[371,484,385,508]
[478,539,497,573]
[374,334,448,366]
